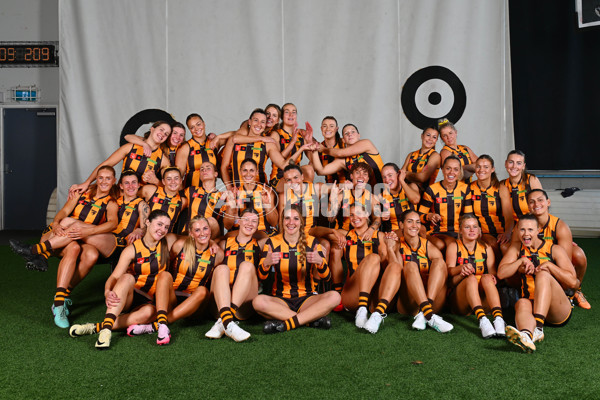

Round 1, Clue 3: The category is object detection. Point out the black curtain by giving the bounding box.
[509,0,600,170]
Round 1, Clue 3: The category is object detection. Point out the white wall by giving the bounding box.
[0,0,59,105]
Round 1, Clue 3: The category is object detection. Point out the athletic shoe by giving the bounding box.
[51,304,69,329]
[333,300,344,313]
[412,312,427,331]
[427,314,453,333]
[263,320,286,334]
[224,321,251,342]
[533,327,545,343]
[205,318,225,339]
[309,316,332,330]
[26,255,48,272]
[572,290,591,310]
[63,298,72,316]
[95,328,112,349]
[479,316,495,339]
[505,325,536,353]
[69,323,96,337]
[8,239,33,258]
[364,312,385,334]
[127,324,155,337]
[156,323,171,345]
[493,316,506,337]
[355,306,368,329]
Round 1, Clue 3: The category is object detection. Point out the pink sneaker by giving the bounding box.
[156,323,171,345]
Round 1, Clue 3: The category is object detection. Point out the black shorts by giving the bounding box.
[279,294,315,313]
[131,289,153,309]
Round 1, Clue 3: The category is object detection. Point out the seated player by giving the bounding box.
[446,214,505,339]
[527,189,590,309]
[309,123,384,186]
[69,210,178,349]
[204,209,262,342]
[10,165,119,328]
[140,166,188,232]
[418,155,473,251]
[400,125,441,189]
[184,161,225,238]
[378,162,420,234]
[501,150,542,222]
[224,158,278,241]
[127,216,223,345]
[498,215,577,353]
[252,205,341,334]
[467,155,514,257]
[314,204,402,334]
[437,118,478,182]
[395,210,453,333]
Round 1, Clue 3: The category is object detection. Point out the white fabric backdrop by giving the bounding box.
[59,0,512,205]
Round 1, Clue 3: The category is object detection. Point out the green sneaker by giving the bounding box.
[69,323,96,337]
[51,304,69,329]
[95,328,112,349]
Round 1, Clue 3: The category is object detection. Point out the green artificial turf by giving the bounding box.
[1,239,599,399]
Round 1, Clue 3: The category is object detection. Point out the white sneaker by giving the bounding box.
[533,327,545,343]
[493,316,506,337]
[205,318,225,339]
[355,306,368,329]
[69,323,96,338]
[479,316,495,339]
[427,314,453,333]
[364,312,385,334]
[224,321,251,342]
[412,312,427,330]
[506,325,536,353]
[95,328,112,349]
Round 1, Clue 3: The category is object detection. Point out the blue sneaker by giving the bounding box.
[51,304,70,328]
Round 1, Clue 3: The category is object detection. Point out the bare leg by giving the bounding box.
[341,253,381,311]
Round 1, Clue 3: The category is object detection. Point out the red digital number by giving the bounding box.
[42,47,49,61]
[25,48,32,61]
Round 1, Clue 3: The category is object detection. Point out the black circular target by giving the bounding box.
[119,109,176,146]
[401,66,466,129]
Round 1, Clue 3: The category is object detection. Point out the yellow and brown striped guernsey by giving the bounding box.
[185,137,217,187]
[128,238,167,297]
[502,175,532,221]
[258,234,329,299]
[231,141,269,184]
[224,236,261,284]
[345,152,384,184]
[407,148,439,186]
[336,188,373,230]
[185,185,223,224]
[148,187,184,232]
[442,145,473,183]
[171,246,217,294]
[320,140,348,184]
[284,182,318,234]
[418,181,472,234]
[113,196,143,238]
[343,228,379,278]
[399,236,432,276]
[380,189,413,231]
[168,144,178,166]
[455,239,488,282]
[236,184,273,233]
[270,128,304,184]
[468,182,506,235]
[71,192,112,225]
[518,239,555,299]
[538,214,560,243]
[121,144,165,182]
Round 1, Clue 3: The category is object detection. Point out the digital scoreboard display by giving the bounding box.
[0,42,59,67]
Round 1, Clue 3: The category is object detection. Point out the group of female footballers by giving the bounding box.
[9,103,590,353]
